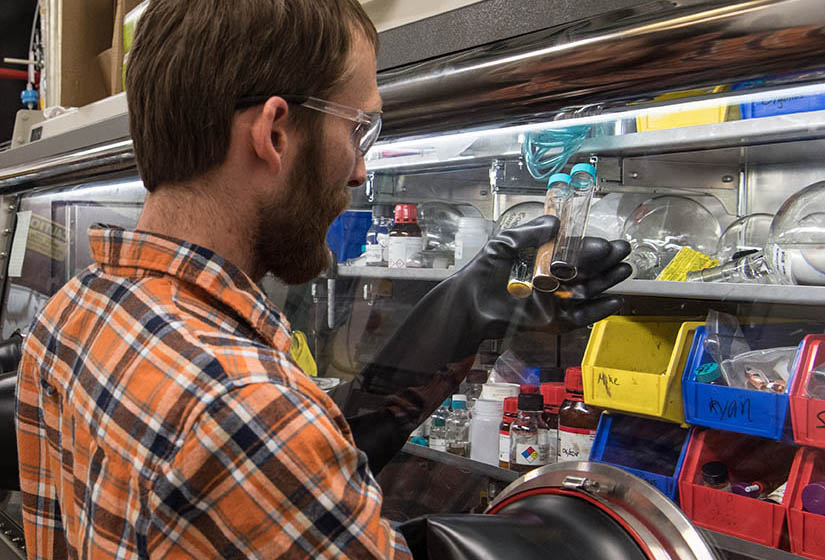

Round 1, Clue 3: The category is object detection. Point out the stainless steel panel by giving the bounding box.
[378,0,825,136]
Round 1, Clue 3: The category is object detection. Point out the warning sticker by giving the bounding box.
[657,247,718,282]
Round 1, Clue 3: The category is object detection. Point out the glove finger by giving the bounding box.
[576,239,632,277]
[579,262,633,297]
[564,296,625,329]
[486,215,559,258]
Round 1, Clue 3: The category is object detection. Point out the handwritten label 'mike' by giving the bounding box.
[597,372,621,397]
[708,397,753,423]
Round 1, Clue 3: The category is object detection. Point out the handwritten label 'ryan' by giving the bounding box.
[708,397,753,423]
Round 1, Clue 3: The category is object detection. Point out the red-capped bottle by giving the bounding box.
[498,397,519,469]
[541,381,566,465]
[388,204,423,269]
[557,367,603,463]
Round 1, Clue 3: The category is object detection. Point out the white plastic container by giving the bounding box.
[454,217,491,270]
[480,382,520,401]
[470,399,504,466]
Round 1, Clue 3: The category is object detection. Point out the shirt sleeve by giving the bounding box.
[147,382,412,559]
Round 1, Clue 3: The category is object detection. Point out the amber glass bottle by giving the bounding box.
[557,367,603,463]
[387,204,423,269]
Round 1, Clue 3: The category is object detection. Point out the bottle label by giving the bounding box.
[540,428,558,464]
[429,437,447,453]
[514,442,543,466]
[378,232,390,262]
[365,243,382,264]
[388,237,422,269]
[498,432,510,463]
[558,426,596,462]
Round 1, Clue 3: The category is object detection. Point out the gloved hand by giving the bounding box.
[347,216,632,473]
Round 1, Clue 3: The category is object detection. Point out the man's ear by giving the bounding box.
[250,96,290,174]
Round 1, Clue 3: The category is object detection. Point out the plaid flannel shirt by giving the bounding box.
[16,225,411,559]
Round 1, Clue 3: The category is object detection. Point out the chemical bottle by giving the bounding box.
[557,366,603,462]
[701,461,732,492]
[498,397,519,469]
[388,204,423,269]
[365,205,391,266]
[446,394,471,457]
[454,217,490,270]
[509,393,549,473]
[469,399,503,467]
[541,381,566,466]
[428,398,451,452]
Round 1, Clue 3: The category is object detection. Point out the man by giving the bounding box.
[16,1,630,558]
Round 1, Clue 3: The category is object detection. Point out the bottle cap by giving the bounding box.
[701,461,729,485]
[541,382,567,408]
[520,384,539,394]
[452,399,467,410]
[502,396,519,415]
[547,173,572,187]
[570,163,597,180]
[565,367,584,394]
[441,398,451,408]
[802,482,825,515]
[372,204,393,218]
[731,481,764,498]
[695,363,722,383]
[480,382,521,401]
[394,203,418,224]
[517,393,543,411]
[473,399,504,417]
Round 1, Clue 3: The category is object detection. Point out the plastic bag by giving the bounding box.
[489,350,531,385]
[703,310,751,369]
[720,346,797,393]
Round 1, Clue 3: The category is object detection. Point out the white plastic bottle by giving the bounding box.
[469,399,504,466]
[446,394,471,457]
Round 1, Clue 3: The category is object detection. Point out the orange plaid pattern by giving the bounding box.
[16,226,411,559]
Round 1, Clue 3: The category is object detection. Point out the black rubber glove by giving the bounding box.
[346,216,632,473]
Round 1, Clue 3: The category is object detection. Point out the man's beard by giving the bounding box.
[252,135,350,285]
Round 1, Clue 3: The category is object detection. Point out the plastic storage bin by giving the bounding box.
[682,324,813,440]
[590,412,691,502]
[326,210,372,263]
[741,94,825,119]
[636,86,730,132]
[788,447,825,559]
[790,335,825,449]
[678,428,796,548]
[582,317,703,424]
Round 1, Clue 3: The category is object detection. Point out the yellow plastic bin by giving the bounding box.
[581,317,704,424]
[636,86,736,132]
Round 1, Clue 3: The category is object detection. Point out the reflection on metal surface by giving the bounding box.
[378,0,825,136]
[0,140,134,191]
[488,461,719,560]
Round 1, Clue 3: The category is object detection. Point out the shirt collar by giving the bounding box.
[87,225,292,350]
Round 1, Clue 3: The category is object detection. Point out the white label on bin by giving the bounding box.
[558,426,596,462]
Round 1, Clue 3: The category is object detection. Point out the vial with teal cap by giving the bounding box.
[551,163,597,281]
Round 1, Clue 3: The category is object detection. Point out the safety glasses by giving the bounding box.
[236,94,382,156]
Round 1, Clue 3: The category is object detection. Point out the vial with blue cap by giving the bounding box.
[551,162,597,281]
[532,173,572,293]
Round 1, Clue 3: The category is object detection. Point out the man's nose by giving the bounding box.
[348,156,367,188]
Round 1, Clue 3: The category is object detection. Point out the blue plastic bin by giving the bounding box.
[681,324,816,440]
[590,412,690,502]
[734,81,825,119]
[326,210,372,263]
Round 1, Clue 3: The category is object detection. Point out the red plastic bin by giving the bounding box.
[790,335,825,449]
[788,447,825,559]
[677,428,796,548]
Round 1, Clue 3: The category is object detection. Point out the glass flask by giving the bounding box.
[622,195,722,279]
[687,181,825,285]
[715,213,773,264]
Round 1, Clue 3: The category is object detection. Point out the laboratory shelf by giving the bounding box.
[400,443,518,484]
[606,279,825,305]
[337,266,452,281]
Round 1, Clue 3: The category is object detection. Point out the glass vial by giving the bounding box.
[446,394,471,457]
[498,397,519,469]
[551,163,596,281]
[701,461,732,492]
[509,393,549,473]
[532,174,571,292]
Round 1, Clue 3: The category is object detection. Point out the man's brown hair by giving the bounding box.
[126,0,378,191]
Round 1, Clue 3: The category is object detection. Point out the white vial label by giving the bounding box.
[365,243,382,264]
[429,437,446,453]
[499,433,510,463]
